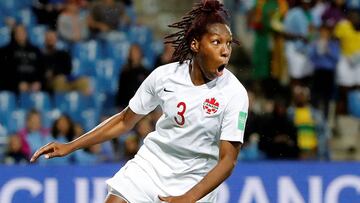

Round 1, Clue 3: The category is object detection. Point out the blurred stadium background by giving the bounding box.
[0,0,360,202]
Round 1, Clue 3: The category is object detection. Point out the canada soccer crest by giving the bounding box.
[203,97,219,114]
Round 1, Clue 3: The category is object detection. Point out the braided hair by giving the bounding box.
[165,0,236,64]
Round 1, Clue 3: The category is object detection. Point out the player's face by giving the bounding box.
[194,23,232,82]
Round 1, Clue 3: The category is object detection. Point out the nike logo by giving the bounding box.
[163,88,174,92]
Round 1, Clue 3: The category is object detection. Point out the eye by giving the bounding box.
[226,41,232,47]
[212,40,220,45]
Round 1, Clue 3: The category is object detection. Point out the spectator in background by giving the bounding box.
[42,30,90,94]
[46,114,75,165]
[0,40,15,91]
[123,135,139,161]
[32,0,65,29]
[87,0,129,39]
[288,85,330,160]
[333,9,360,115]
[311,0,328,28]
[240,90,266,161]
[3,134,28,165]
[153,43,175,69]
[321,0,346,28]
[50,114,75,144]
[259,97,299,160]
[116,43,150,109]
[74,142,103,164]
[0,25,45,93]
[249,0,287,81]
[308,23,340,118]
[134,116,154,141]
[73,123,104,164]
[283,0,315,87]
[113,115,152,161]
[57,2,89,43]
[269,0,289,83]
[19,109,50,160]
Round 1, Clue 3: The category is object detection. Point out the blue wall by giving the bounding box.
[0,162,359,203]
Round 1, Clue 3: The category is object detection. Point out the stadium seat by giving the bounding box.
[15,8,37,28]
[72,57,97,77]
[0,91,16,137]
[28,25,47,48]
[104,33,130,67]
[0,123,8,162]
[348,90,360,119]
[125,5,137,26]
[54,91,99,122]
[42,108,62,129]
[71,40,102,77]
[19,91,52,111]
[0,123,7,137]
[54,91,85,113]
[0,26,10,47]
[0,14,5,28]
[0,0,18,18]
[72,40,102,60]
[6,109,27,134]
[0,91,16,111]
[0,0,32,11]
[79,108,100,131]
[127,25,153,47]
[143,43,156,68]
[94,59,119,94]
[0,91,14,150]
[0,91,17,124]
[56,39,69,51]
[126,25,155,67]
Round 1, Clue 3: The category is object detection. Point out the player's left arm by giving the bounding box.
[159,140,242,203]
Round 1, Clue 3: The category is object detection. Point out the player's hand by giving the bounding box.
[158,195,195,203]
[30,142,73,163]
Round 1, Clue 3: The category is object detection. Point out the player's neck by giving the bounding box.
[189,61,210,86]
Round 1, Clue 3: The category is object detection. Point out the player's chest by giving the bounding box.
[158,86,227,127]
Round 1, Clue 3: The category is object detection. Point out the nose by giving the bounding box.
[220,44,230,58]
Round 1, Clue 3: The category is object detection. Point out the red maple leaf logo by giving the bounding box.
[203,97,219,114]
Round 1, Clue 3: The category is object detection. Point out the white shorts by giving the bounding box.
[336,55,360,86]
[107,186,130,203]
[285,43,313,79]
[106,160,167,203]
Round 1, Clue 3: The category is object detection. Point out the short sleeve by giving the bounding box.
[129,70,160,115]
[220,90,249,143]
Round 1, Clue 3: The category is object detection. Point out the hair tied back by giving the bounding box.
[201,0,222,12]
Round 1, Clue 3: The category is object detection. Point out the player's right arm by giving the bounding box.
[30,106,143,162]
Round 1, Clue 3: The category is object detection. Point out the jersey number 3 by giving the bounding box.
[174,102,186,126]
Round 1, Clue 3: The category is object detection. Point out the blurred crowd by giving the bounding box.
[0,0,360,165]
[235,0,360,161]
[0,0,171,165]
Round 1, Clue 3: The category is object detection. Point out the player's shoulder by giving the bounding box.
[219,69,248,97]
[152,61,184,76]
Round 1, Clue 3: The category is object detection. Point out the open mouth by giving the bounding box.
[217,64,226,72]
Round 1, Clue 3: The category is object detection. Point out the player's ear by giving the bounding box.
[190,38,199,53]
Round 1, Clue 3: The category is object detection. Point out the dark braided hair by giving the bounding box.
[165,0,236,64]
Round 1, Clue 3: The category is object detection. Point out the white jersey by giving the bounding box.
[120,61,248,201]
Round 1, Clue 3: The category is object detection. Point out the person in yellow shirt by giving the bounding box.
[288,85,330,160]
[333,9,360,114]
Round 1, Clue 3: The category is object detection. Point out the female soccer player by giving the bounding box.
[30,0,249,202]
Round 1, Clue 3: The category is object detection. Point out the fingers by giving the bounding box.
[30,142,57,162]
